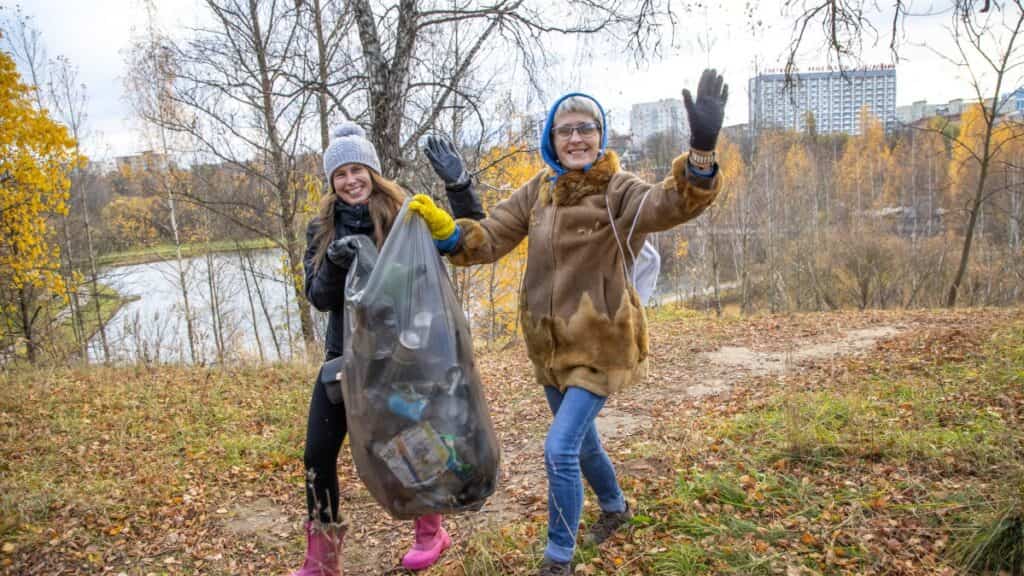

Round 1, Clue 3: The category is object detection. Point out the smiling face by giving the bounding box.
[332,163,373,205]
[552,111,602,170]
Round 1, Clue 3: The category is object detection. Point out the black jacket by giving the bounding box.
[303,201,373,360]
[303,181,484,360]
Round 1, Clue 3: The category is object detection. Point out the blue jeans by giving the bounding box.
[543,386,626,563]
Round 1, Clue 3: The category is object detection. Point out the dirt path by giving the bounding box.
[592,323,902,446]
[224,316,905,575]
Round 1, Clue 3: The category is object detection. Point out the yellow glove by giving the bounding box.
[408,194,456,240]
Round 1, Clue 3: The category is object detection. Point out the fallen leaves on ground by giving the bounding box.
[1,306,1021,575]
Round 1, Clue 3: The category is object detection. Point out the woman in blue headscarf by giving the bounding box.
[410,69,729,575]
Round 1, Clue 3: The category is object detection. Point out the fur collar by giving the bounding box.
[541,150,621,206]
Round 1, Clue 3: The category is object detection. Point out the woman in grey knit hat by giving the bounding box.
[288,121,482,575]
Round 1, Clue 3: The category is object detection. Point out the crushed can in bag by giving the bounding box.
[340,200,499,519]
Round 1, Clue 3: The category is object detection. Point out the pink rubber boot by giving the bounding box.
[288,520,346,576]
[401,514,451,571]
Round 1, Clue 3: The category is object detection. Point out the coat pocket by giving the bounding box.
[318,355,347,405]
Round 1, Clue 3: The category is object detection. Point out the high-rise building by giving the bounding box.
[896,95,997,125]
[629,98,689,151]
[748,65,897,135]
[114,150,170,174]
[1000,87,1024,119]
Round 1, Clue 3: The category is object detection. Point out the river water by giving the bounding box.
[88,249,310,364]
[88,248,706,364]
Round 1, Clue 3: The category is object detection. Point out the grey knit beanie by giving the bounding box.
[323,121,381,179]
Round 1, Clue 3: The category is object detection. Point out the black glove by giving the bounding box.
[423,135,470,188]
[683,68,729,151]
[326,235,360,268]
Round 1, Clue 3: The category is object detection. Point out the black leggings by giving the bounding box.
[303,375,349,524]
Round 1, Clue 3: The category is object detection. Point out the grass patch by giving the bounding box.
[645,301,707,323]
[3,310,1021,574]
[642,322,1023,574]
[719,361,1015,468]
[0,362,314,573]
[455,316,1023,575]
[456,520,548,576]
[96,237,276,268]
[649,541,711,575]
[952,502,1024,575]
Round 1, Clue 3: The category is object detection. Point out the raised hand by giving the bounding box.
[423,135,470,188]
[683,69,729,152]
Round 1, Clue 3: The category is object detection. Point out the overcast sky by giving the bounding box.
[7,0,1016,160]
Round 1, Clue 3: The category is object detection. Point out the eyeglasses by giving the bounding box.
[553,122,600,140]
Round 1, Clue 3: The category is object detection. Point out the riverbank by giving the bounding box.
[51,283,139,360]
[74,284,140,359]
[0,283,138,364]
[96,237,277,268]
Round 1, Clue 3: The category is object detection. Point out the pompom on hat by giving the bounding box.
[323,121,382,178]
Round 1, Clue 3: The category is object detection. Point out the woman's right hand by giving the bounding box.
[423,136,470,188]
[408,194,456,241]
[327,236,359,268]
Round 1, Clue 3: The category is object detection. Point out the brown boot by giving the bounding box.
[583,502,633,546]
[537,558,572,576]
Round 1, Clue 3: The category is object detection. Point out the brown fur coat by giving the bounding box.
[451,150,720,397]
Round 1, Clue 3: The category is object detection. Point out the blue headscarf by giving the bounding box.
[540,92,608,180]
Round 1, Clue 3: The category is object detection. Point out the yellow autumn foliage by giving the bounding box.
[948,103,1019,208]
[102,195,162,249]
[0,49,81,299]
[474,145,545,342]
[835,107,892,213]
[717,133,747,215]
[949,104,983,204]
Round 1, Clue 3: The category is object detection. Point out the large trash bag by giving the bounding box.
[340,199,499,520]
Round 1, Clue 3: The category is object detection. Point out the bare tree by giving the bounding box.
[202,208,226,364]
[295,0,356,152]
[341,0,676,177]
[236,247,266,361]
[245,250,284,358]
[127,0,320,348]
[127,0,680,353]
[643,129,685,176]
[781,0,997,78]
[45,57,116,363]
[124,2,201,363]
[939,1,1024,306]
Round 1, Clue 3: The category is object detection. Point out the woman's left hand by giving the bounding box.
[683,69,729,152]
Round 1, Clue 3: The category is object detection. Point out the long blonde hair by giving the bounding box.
[312,171,407,272]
